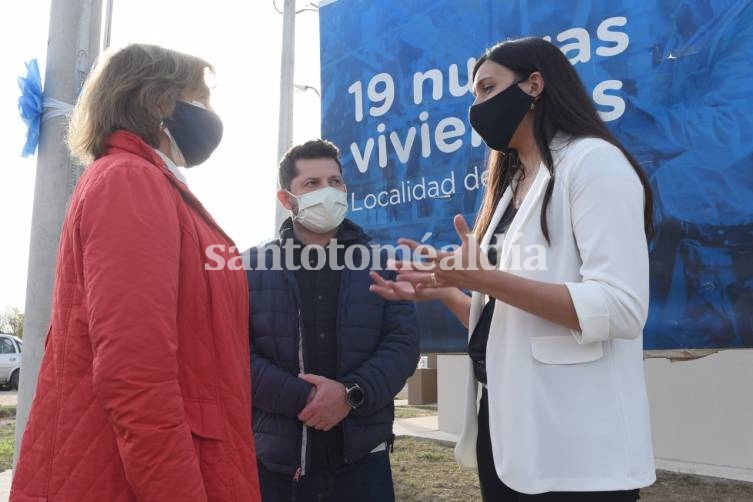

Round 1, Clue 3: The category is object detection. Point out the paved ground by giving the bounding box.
[393,404,458,444]
[0,470,8,501]
[0,391,16,407]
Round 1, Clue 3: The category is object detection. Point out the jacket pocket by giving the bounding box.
[530,335,604,365]
[185,400,231,500]
[185,400,224,465]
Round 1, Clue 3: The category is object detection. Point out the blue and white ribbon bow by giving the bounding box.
[17,58,74,158]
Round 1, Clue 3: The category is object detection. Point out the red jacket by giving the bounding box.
[11,131,260,501]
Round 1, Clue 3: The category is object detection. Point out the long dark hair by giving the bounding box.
[471,37,654,242]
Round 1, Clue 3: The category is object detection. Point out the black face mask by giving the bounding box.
[468,78,534,153]
[163,100,223,167]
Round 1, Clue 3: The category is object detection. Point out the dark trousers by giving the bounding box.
[476,388,641,502]
[258,449,394,502]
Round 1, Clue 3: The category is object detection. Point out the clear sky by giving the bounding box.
[0,0,322,311]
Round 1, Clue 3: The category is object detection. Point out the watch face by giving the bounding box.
[347,384,364,407]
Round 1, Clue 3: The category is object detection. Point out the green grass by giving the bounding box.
[393,436,480,502]
[392,436,753,502]
[0,405,16,420]
[394,405,438,419]
[0,421,15,471]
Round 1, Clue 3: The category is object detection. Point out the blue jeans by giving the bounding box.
[258,450,395,502]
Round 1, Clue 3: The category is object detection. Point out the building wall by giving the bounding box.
[644,350,753,482]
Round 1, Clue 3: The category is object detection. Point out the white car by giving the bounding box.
[0,334,22,390]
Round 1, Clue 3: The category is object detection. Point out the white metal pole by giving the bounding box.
[102,0,114,50]
[274,0,296,233]
[14,0,103,467]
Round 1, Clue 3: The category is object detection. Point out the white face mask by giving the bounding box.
[288,186,348,234]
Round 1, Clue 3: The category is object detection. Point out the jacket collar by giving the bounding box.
[153,148,188,185]
[104,130,167,167]
[103,130,236,246]
[278,217,370,245]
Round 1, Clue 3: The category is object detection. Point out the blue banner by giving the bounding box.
[320,0,753,352]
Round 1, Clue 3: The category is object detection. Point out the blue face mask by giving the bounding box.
[163,100,223,167]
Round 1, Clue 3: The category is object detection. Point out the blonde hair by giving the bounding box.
[67,43,213,165]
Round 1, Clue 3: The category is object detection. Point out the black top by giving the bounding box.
[293,244,341,380]
[286,226,359,474]
[467,203,518,385]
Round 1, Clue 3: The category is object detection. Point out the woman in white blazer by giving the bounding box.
[370,37,656,500]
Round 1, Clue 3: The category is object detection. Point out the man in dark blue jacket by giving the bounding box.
[244,139,420,502]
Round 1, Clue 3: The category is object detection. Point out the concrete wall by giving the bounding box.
[645,350,753,482]
[437,355,466,436]
[438,350,753,483]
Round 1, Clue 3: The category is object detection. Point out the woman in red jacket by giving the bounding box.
[11,43,260,502]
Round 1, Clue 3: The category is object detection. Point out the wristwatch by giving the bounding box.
[344,382,365,410]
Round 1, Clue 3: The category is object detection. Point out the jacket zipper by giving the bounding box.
[296,306,308,479]
[283,258,308,481]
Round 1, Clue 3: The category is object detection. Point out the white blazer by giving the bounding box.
[454,136,656,494]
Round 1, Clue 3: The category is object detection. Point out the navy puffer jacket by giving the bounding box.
[244,219,419,476]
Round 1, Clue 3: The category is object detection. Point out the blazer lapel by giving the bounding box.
[499,163,551,271]
[468,186,513,337]
[481,187,514,249]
